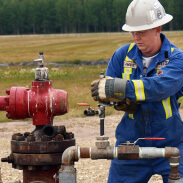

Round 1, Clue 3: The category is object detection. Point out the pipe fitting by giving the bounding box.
[62,146,79,165]
[165,147,181,180]
[61,145,181,181]
[84,108,98,116]
[165,147,180,159]
[118,145,139,160]
[95,136,110,149]
[59,165,76,183]
[90,146,114,160]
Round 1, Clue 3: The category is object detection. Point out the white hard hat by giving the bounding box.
[122,0,173,32]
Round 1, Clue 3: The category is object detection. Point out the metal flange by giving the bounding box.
[11,139,75,154]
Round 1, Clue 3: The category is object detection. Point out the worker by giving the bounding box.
[91,0,183,182]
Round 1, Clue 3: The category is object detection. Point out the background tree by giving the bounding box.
[0,0,182,35]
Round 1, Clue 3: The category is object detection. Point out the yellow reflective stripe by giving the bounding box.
[125,55,134,62]
[178,96,183,103]
[161,48,174,119]
[132,80,145,101]
[122,43,135,80]
[125,55,129,61]
[127,43,135,53]
[124,67,132,74]
[162,97,172,119]
[125,43,135,60]
[129,114,134,119]
[122,67,132,80]
[171,47,174,52]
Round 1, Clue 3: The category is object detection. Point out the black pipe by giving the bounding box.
[100,119,104,136]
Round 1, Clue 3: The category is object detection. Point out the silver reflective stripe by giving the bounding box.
[132,80,145,101]
[162,97,172,119]
[129,114,134,119]
[122,67,132,80]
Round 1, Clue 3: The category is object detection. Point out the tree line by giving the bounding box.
[0,0,182,35]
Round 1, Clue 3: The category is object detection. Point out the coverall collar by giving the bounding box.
[127,33,173,73]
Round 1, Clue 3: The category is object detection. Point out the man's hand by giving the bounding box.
[115,98,137,114]
[91,77,127,102]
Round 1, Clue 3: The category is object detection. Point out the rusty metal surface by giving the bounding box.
[62,146,79,165]
[165,147,180,158]
[169,166,181,180]
[12,153,62,166]
[95,136,109,149]
[80,147,90,158]
[165,147,181,180]
[117,145,139,160]
[91,146,114,160]
[23,166,59,183]
[11,139,75,154]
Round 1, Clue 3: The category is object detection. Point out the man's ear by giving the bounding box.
[156,26,162,34]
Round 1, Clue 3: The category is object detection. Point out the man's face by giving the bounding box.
[130,28,161,56]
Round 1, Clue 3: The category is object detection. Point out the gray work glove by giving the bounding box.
[91,77,127,102]
[115,98,137,114]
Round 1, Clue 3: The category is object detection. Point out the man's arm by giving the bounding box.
[91,53,183,103]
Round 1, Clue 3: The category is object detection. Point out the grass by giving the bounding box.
[0,33,134,63]
[0,31,183,122]
[1,32,183,64]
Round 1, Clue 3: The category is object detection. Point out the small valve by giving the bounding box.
[78,102,108,136]
[121,137,166,146]
[77,103,98,116]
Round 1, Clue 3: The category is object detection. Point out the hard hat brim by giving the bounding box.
[122,14,173,32]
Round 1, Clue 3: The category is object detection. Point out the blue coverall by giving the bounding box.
[106,33,183,183]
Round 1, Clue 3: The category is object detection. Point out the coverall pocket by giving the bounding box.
[151,113,183,147]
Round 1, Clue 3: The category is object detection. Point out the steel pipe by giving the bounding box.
[139,147,165,158]
[60,144,181,182]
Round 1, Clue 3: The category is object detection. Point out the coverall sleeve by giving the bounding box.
[126,53,183,102]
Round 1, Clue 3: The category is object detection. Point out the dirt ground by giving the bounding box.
[1,109,183,183]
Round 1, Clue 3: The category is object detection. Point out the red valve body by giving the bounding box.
[0,80,68,125]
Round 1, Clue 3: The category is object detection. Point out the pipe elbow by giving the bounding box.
[165,147,181,180]
[165,147,180,159]
[62,146,79,165]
